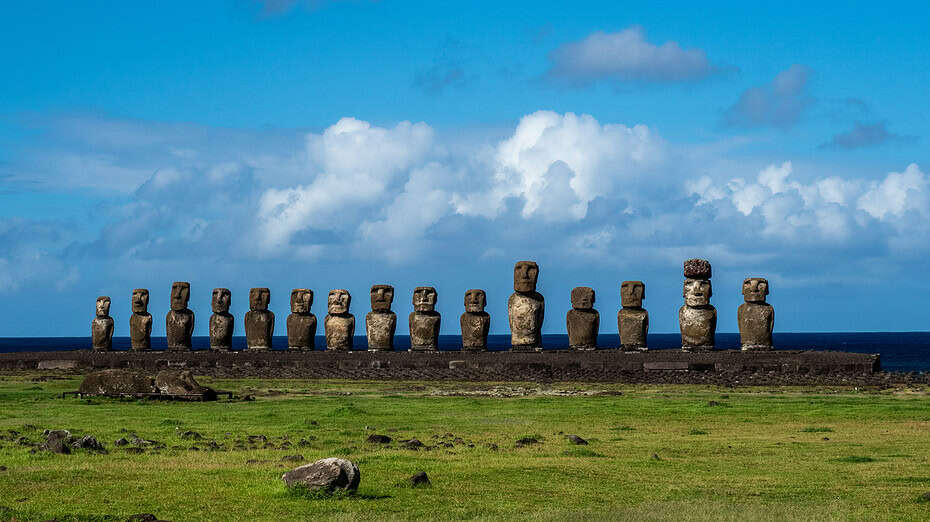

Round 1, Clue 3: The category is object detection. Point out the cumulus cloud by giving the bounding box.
[821,121,917,150]
[722,64,813,129]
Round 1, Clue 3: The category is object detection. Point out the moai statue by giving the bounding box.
[366,285,396,352]
[91,296,114,351]
[618,281,648,351]
[325,289,355,350]
[566,287,598,350]
[287,288,316,351]
[460,289,490,351]
[245,287,274,350]
[508,261,544,351]
[679,259,716,351]
[738,277,774,351]
[209,288,234,351]
[130,288,152,351]
[165,281,194,351]
[409,287,440,352]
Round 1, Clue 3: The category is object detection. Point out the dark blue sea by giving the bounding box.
[1,333,928,373]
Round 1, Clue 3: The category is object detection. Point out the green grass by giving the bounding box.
[1,376,930,520]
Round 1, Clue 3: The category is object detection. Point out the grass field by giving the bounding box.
[1,375,930,521]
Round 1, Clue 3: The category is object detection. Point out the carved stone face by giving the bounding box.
[513,261,539,293]
[212,288,231,313]
[328,289,351,314]
[620,281,645,308]
[132,288,149,314]
[683,279,712,307]
[96,296,111,317]
[570,287,595,310]
[170,282,190,311]
[742,277,769,303]
[413,286,437,312]
[249,288,270,311]
[464,289,486,313]
[370,285,394,312]
[290,288,312,313]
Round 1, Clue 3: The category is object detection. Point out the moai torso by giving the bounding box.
[566,287,598,350]
[366,285,396,351]
[461,289,489,351]
[325,289,354,350]
[209,288,233,351]
[509,261,544,351]
[409,286,440,352]
[618,281,648,351]
[738,278,774,351]
[91,296,114,351]
[130,288,152,351]
[287,288,316,350]
[166,282,194,351]
[245,288,274,350]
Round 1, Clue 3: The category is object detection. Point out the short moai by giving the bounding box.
[209,288,234,351]
[325,289,355,351]
[508,261,545,351]
[409,287,440,352]
[287,288,316,351]
[245,288,274,350]
[679,259,716,351]
[738,277,774,351]
[130,288,152,351]
[366,285,396,352]
[566,287,598,350]
[165,282,194,351]
[618,281,648,351]
[460,289,490,351]
[91,296,114,351]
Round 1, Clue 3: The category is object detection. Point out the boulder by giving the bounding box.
[42,430,72,454]
[366,434,392,444]
[71,435,107,453]
[566,434,588,445]
[154,371,217,400]
[79,370,154,396]
[408,471,430,487]
[282,458,360,492]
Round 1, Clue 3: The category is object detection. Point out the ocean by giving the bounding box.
[1,332,928,373]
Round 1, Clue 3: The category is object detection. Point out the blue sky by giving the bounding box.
[1,0,929,336]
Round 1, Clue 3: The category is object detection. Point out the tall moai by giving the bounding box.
[245,288,274,350]
[566,286,598,350]
[287,288,316,351]
[325,289,355,351]
[508,260,544,351]
[618,281,648,351]
[409,287,440,352]
[209,288,234,351]
[91,296,114,351]
[166,282,194,351]
[679,259,716,351]
[460,289,490,351]
[129,288,152,351]
[738,277,774,351]
[366,285,396,352]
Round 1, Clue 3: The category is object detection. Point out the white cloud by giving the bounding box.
[857,163,928,220]
[722,65,813,129]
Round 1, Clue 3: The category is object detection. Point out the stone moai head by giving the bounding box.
[413,286,437,313]
[620,281,645,308]
[249,288,271,311]
[570,287,595,310]
[742,277,769,303]
[96,296,111,317]
[290,288,312,314]
[370,285,394,312]
[212,288,231,314]
[683,279,712,307]
[132,288,150,314]
[328,289,351,315]
[464,289,487,313]
[513,261,539,293]
[170,282,191,311]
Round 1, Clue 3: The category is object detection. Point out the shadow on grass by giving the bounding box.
[831,455,877,463]
[283,487,391,501]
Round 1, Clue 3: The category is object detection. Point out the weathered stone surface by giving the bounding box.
[154,370,216,400]
[567,286,598,350]
[460,289,490,351]
[165,282,194,351]
[509,261,544,351]
[366,285,396,352]
[71,435,106,453]
[566,434,588,445]
[245,288,274,350]
[79,369,154,396]
[42,429,72,454]
[619,281,648,351]
[739,277,774,351]
[366,434,391,444]
[683,258,712,280]
[680,264,716,351]
[325,289,355,351]
[281,457,360,492]
[91,296,114,352]
[409,287,440,352]
[210,288,234,351]
[130,288,152,351]
[408,471,430,487]
[287,288,316,351]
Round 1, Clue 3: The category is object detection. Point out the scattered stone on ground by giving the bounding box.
[485,443,498,451]
[919,491,930,502]
[179,430,203,440]
[401,438,424,450]
[0,466,6,472]
[71,435,107,453]
[281,455,305,462]
[155,370,217,400]
[566,435,588,445]
[651,453,661,460]
[126,514,168,522]
[408,471,431,488]
[515,437,539,447]
[366,434,392,444]
[282,457,360,492]
[707,401,722,407]
[42,430,72,454]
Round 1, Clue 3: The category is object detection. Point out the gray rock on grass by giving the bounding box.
[282,457,360,492]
